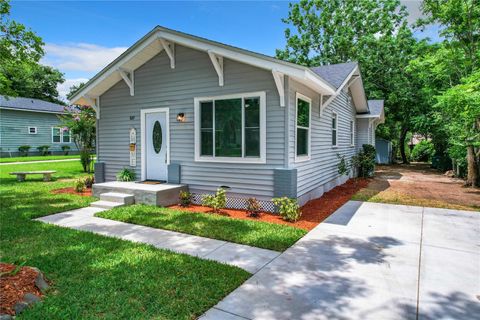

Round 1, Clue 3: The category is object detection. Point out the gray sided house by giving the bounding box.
[70,26,384,211]
[0,96,78,157]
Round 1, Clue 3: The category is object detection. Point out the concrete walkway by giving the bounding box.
[35,207,279,273]
[202,201,480,320]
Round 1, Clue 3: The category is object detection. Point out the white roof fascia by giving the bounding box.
[0,106,64,114]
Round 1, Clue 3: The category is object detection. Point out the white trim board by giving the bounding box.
[140,107,170,181]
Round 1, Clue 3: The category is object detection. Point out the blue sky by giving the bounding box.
[11,0,439,99]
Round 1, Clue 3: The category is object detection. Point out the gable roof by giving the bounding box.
[310,62,358,89]
[69,25,337,106]
[0,96,65,114]
[356,99,385,124]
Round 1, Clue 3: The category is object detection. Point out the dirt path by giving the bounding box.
[353,163,480,211]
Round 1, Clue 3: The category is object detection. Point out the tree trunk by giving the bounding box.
[466,145,479,187]
[399,126,409,164]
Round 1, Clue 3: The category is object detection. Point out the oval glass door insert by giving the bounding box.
[152,121,162,154]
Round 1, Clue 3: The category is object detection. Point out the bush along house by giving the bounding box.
[69,26,384,211]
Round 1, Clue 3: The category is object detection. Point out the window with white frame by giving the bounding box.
[195,92,265,162]
[296,93,311,158]
[332,112,338,146]
[52,127,71,143]
[350,120,355,146]
[28,127,37,134]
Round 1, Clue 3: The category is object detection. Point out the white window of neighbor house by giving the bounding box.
[332,112,338,147]
[28,127,37,134]
[195,91,266,163]
[350,120,355,146]
[52,127,71,143]
[295,93,311,161]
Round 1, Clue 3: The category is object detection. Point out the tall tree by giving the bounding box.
[413,0,480,182]
[0,0,64,103]
[276,0,424,163]
[66,82,85,101]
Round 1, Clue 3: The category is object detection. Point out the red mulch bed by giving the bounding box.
[170,178,370,231]
[0,263,43,315]
[52,187,92,197]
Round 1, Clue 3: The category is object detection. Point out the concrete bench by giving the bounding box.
[9,171,56,182]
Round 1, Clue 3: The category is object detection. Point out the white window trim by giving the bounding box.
[295,92,312,163]
[194,91,266,164]
[28,127,37,134]
[51,127,71,143]
[350,119,355,147]
[332,111,338,148]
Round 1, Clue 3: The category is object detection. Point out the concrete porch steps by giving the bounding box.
[90,200,126,210]
[100,192,135,205]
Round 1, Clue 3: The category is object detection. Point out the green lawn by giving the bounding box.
[96,205,307,252]
[0,162,249,319]
[0,154,81,163]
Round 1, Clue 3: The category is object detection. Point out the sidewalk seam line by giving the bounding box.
[212,307,252,319]
[415,207,425,320]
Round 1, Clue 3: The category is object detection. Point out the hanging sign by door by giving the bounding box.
[129,128,136,167]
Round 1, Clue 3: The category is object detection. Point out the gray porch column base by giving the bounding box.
[168,163,181,184]
[273,168,297,198]
[94,162,105,183]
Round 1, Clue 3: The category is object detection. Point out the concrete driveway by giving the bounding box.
[202,201,480,320]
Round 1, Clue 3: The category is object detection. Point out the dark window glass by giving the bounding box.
[297,99,310,127]
[52,128,61,142]
[297,128,308,156]
[153,121,162,154]
[245,97,260,157]
[215,98,242,157]
[332,114,337,146]
[200,101,213,156]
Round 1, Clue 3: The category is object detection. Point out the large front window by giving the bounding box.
[52,127,71,143]
[195,92,265,163]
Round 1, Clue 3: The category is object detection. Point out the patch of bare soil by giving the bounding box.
[52,187,92,197]
[0,263,43,315]
[357,163,480,211]
[169,178,370,231]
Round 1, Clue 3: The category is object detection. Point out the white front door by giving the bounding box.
[145,111,168,181]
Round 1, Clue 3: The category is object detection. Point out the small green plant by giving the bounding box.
[246,198,262,217]
[179,190,192,207]
[352,144,376,178]
[116,168,136,182]
[272,197,301,222]
[61,145,71,155]
[84,175,94,188]
[337,153,350,176]
[80,150,94,173]
[18,145,31,156]
[202,187,227,213]
[37,145,50,156]
[411,140,435,162]
[74,178,86,193]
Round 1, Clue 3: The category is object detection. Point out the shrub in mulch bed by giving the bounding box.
[51,187,92,197]
[171,178,371,231]
[0,263,49,317]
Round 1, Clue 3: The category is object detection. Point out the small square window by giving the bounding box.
[28,127,37,134]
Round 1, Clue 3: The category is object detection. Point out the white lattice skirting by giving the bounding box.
[191,193,276,213]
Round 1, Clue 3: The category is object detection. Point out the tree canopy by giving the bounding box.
[0,0,64,103]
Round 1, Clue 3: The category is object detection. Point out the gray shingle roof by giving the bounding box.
[367,100,384,117]
[0,96,65,113]
[309,62,358,89]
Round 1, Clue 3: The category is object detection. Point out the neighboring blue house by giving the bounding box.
[70,26,385,210]
[0,96,78,157]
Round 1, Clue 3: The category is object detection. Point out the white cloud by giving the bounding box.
[42,42,128,73]
[57,78,89,102]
